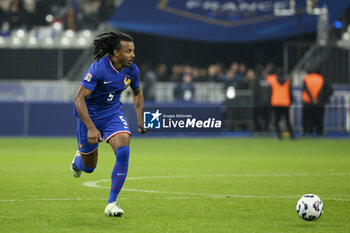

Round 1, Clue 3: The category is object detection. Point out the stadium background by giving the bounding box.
[0,0,350,137]
[1,1,350,233]
[0,0,350,136]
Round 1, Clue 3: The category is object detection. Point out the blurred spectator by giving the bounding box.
[0,9,6,35]
[0,2,10,34]
[240,68,255,89]
[0,4,5,24]
[170,64,183,82]
[98,0,115,22]
[191,67,199,81]
[197,67,207,82]
[206,63,223,82]
[223,62,242,85]
[223,62,252,89]
[235,63,246,84]
[24,0,46,29]
[145,61,262,90]
[0,0,117,31]
[174,72,195,101]
[7,0,26,30]
[77,0,101,29]
[141,64,157,101]
[262,63,275,78]
[50,0,70,23]
[183,65,193,76]
[65,6,77,29]
[191,66,205,82]
[238,63,246,75]
[155,63,169,82]
[222,64,237,88]
[252,64,271,133]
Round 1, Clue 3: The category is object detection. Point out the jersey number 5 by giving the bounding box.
[107,92,114,101]
[119,116,128,127]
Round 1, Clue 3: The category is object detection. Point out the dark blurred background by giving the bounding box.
[0,0,349,136]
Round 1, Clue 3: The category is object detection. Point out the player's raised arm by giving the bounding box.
[132,87,146,134]
[74,85,103,143]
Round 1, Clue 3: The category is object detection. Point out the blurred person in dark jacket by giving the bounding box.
[7,0,26,30]
[170,64,183,82]
[155,63,169,82]
[24,0,48,29]
[223,62,238,88]
[141,64,157,101]
[252,65,271,133]
[0,5,5,28]
[206,63,223,82]
[240,68,255,89]
[174,72,194,102]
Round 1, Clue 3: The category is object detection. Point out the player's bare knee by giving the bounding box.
[118,133,130,146]
[81,150,98,172]
[109,133,130,151]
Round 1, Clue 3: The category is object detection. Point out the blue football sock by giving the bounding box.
[73,154,95,173]
[108,146,130,203]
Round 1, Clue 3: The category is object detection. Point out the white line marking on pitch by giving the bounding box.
[0,196,230,203]
[1,195,350,203]
[81,173,350,202]
[2,173,349,203]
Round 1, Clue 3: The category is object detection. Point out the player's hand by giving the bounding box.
[87,126,103,144]
[138,122,147,134]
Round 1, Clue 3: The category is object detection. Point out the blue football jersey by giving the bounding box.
[74,56,140,119]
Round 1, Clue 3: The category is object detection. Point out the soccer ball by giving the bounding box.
[296,194,324,221]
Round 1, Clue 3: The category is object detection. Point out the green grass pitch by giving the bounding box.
[0,137,349,233]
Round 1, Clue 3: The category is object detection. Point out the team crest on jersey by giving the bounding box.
[124,76,131,88]
[84,73,92,82]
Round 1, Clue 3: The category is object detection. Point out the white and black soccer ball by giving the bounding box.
[296,194,324,221]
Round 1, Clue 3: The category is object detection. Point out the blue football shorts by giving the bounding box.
[76,113,131,155]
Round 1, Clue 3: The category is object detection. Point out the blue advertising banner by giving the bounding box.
[108,0,349,42]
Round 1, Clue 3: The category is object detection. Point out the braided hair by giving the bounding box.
[93,31,133,61]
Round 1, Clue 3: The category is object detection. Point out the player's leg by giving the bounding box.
[103,114,131,216]
[108,133,130,199]
[71,118,99,177]
[104,133,130,216]
[72,149,98,176]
